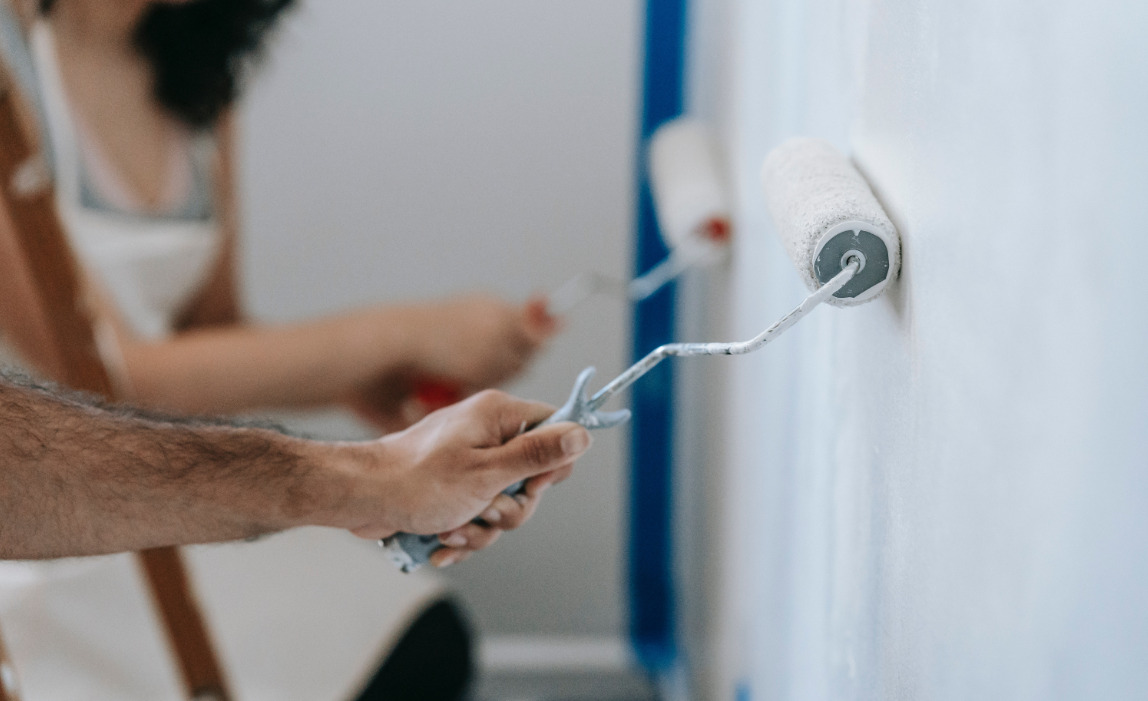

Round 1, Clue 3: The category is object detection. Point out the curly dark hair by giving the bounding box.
[41,0,296,129]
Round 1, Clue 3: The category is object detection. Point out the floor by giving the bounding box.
[475,669,657,701]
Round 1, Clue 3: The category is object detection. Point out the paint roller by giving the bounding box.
[382,136,894,572]
[548,117,732,314]
[411,118,732,411]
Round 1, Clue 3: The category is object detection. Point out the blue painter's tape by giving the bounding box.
[629,0,688,675]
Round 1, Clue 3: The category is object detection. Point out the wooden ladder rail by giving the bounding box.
[0,58,232,701]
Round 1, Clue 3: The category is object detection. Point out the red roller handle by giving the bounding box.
[412,377,464,411]
[702,215,732,243]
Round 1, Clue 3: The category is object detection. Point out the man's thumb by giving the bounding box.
[493,422,591,480]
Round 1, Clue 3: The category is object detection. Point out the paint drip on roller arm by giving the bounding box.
[382,135,900,573]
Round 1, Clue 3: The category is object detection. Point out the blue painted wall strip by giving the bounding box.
[630,0,688,674]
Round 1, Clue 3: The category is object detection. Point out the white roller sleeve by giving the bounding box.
[648,118,731,249]
[761,137,900,306]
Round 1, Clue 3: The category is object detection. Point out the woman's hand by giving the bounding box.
[114,291,558,425]
[347,294,559,431]
[414,294,558,388]
[344,368,427,433]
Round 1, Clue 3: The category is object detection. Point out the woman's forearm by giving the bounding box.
[119,306,421,414]
[118,295,553,419]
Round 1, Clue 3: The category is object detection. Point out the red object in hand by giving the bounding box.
[413,378,464,411]
[412,298,558,413]
[524,296,560,336]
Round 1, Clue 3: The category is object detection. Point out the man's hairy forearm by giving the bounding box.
[0,369,594,566]
[0,371,344,559]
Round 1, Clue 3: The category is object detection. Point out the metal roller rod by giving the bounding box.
[585,257,861,412]
[548,272,628,316]
[624,239,713,300]
[548,235,723,315]
[381,257,858,574]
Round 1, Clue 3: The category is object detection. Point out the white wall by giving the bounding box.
[687,0,1148,698]
[237,0,642,639]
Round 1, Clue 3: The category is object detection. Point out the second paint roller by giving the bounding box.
[539,137,901,424]
[383,136,900,572]
[413,118,732,410]
[549,118,732,313]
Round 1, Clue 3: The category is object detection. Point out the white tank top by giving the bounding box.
[31,22,221,342]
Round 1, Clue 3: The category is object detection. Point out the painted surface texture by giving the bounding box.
[689,0,1148,698]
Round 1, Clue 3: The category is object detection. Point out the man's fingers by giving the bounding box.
[524,463,574,497]
[430,547,472,568]
[484,492,535,530]
[349,523,393,541]
[439,521,502,552]
[486,422,590,488]
[471,390,558,442]
[500,399,557,438]
[434,487,540,556]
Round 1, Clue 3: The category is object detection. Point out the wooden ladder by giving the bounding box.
[0,55,232,701]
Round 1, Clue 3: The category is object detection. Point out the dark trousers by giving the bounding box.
[352,598,474,701]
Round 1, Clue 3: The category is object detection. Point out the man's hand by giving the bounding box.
[0,373,588,561]
[319,390,591,563]
[429,462,572,568]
